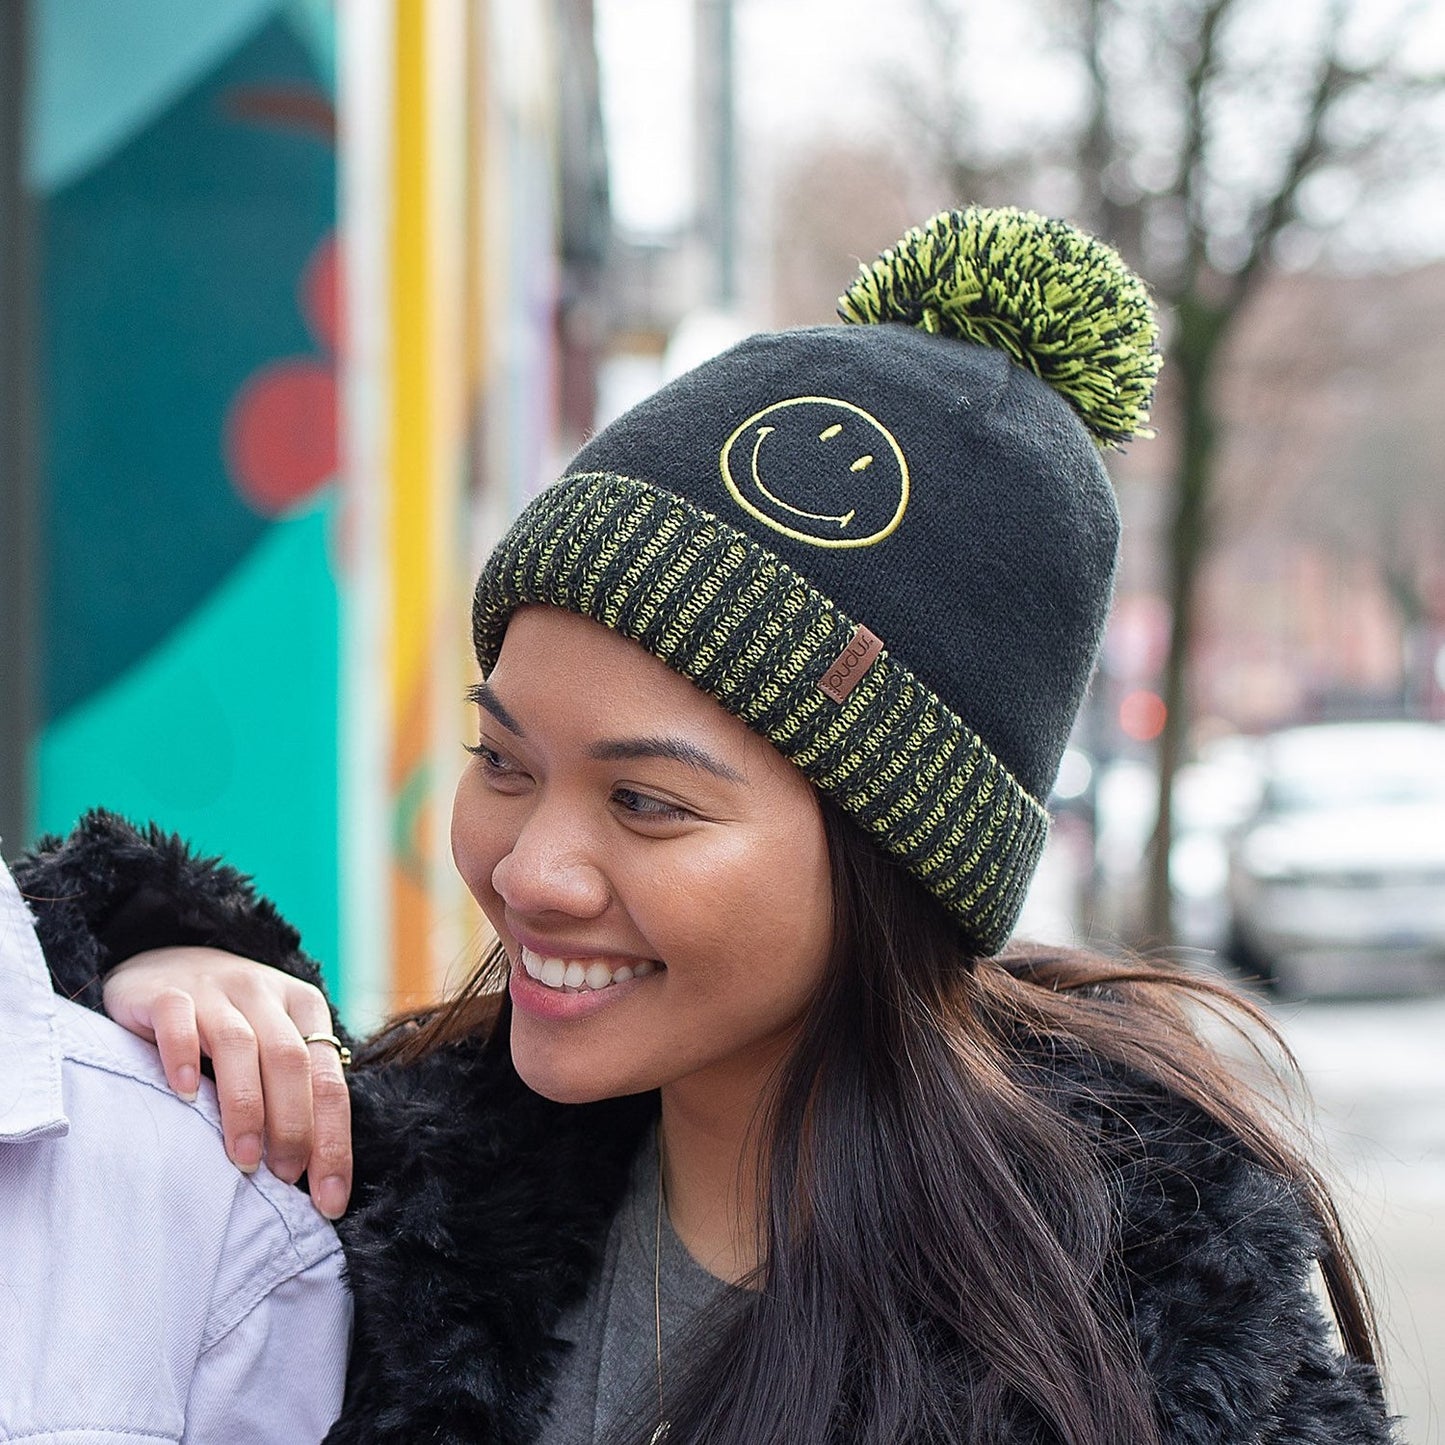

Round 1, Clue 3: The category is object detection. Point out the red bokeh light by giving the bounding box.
[1119,689,1168,742]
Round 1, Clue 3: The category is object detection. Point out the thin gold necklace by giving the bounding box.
[651,1126,669,1444]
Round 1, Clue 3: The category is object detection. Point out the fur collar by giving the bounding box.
[323,1031,1392,1445]
[329,1033,654,1443]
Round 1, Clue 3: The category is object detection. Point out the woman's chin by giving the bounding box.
[509,1029,646,1105]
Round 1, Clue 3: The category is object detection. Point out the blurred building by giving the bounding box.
[1203,263,1445,727]
[0,0,610,1023]
[1110,262,1445,743]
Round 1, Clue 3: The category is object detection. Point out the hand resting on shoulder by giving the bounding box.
[104,947,354,1219]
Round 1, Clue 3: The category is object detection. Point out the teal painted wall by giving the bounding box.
[29,1,346,997]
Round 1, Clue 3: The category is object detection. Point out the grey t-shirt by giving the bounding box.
[538,1142,734,1444]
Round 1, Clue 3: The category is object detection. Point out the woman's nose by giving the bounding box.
[489,810,611,919]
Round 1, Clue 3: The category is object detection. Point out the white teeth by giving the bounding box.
[520,946,658,993]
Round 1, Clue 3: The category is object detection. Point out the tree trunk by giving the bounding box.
[1143,297,1226,946]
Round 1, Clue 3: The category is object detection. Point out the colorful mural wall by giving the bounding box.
[29,0,345,990]
[341,0,566,1022]
[21,0,580,1021]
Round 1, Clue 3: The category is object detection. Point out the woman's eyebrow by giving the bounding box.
[468,682,524,735]
[470,683,743,782]
[588,736,744,782]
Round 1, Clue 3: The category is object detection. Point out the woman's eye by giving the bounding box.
[612,787,690,824]
[464,742,525,782]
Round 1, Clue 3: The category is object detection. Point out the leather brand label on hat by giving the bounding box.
[719,396,910,550]
[819,625,884,702]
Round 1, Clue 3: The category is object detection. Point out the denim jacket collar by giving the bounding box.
[0,855,69,1142]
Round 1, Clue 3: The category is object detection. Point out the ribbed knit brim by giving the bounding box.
[472,472,1050,956]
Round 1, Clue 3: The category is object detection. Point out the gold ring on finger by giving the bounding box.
[301,1031,353,1069]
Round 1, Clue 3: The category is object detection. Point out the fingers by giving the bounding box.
[198,1002,270,1174]
[252,1007,319,1187]
[289,985,354,1221]
[184,980,353,1220]
[97,947,354,1218]
[205,978,328,1186]
[148,987,203,1101]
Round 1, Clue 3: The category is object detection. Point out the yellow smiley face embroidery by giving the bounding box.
[719,396,910,549]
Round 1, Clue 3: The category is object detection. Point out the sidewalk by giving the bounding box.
[1271,997,1445,1445]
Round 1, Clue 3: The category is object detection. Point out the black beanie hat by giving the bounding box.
[472,207,1159,956]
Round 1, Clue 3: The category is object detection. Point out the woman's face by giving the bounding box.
[451,604,834,1106]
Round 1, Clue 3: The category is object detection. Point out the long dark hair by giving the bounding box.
[384,795,1380,1445]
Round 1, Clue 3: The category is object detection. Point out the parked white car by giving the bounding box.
[1226,721,1445,997]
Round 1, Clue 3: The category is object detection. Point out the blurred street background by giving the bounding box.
[1,0,1442,1435]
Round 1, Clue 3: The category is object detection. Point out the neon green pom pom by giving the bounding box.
[837,206,1161,449]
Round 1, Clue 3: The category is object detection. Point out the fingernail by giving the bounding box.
[233,1134,262,1173]
[176,1067,199,1102]
[318,1176,349,1220]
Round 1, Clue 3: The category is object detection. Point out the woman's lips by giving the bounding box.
[519,944,658,992]
[506,943,665,1021]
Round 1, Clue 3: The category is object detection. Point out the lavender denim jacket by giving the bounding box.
[0,854,351,1443]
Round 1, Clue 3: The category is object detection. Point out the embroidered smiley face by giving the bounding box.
[719,396,910,548]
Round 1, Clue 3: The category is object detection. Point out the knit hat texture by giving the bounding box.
[473,207,1159,955]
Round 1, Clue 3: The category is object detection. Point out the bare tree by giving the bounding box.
[1214,261,1445,707]
[889,0,1445,942]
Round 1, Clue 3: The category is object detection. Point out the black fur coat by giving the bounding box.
[18,812,1395,1445]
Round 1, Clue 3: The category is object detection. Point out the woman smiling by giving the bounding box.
[19,207,1394,1445]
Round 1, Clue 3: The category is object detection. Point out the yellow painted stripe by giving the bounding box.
[389,0,431,715]
[389,0,434,1001]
